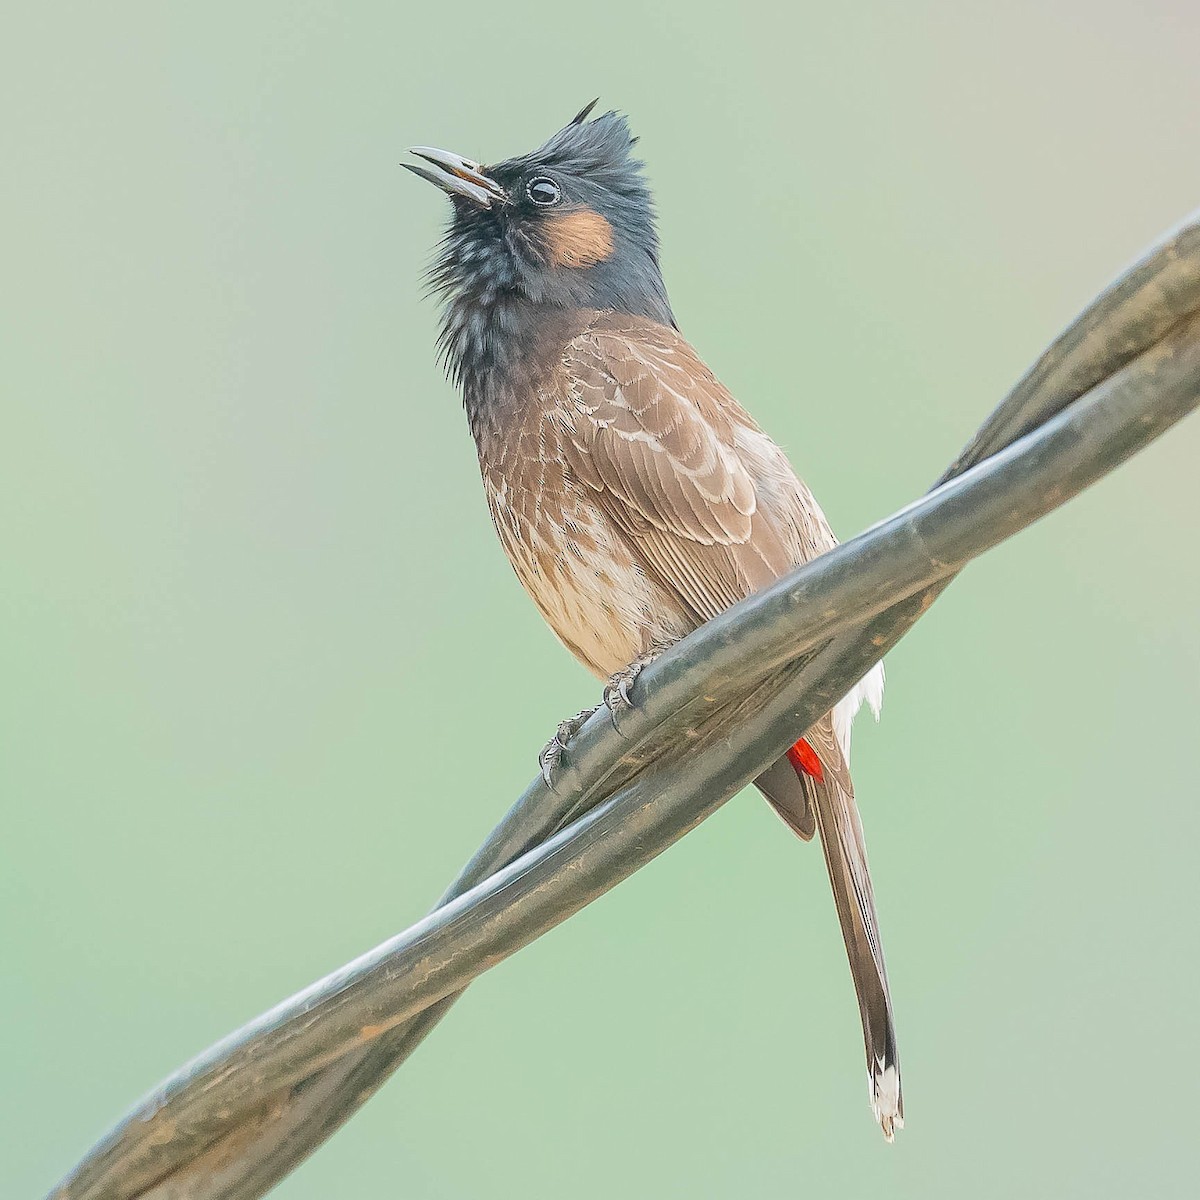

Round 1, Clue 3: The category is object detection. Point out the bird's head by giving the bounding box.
[406,102,674,379]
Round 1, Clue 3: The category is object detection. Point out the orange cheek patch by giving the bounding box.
[543,209,615,268]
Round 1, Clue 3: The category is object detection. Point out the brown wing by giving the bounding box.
[557,315,814,622]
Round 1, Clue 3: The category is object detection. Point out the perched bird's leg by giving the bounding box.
[538,705,601,788]
[602,652,660,723]
[540,649,660,786]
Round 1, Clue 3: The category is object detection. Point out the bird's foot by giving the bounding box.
[538,655,659,787]
[601,654,657,724]
[538,705,601,788]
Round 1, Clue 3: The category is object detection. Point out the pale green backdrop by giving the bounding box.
[3,3,1199,1197]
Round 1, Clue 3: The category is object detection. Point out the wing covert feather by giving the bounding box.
[557,318,802,621]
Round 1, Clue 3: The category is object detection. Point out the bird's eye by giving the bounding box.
[527,177,561,206]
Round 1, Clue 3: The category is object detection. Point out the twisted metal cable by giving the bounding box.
[51,212,1200,1200]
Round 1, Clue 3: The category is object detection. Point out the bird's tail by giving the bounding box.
[753,715,903,1140]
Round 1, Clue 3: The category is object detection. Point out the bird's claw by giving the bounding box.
[539,657,657,785]
[538,737,562,788]
[601,657,652,726]
[602,675,634,712]
[538,705,600,788]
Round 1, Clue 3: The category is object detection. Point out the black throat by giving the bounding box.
[440,288,571,445]
[440,285,673,449]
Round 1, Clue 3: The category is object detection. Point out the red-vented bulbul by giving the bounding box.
[405,102,899,1139]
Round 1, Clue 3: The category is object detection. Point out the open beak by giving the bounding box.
[404,147,506,208]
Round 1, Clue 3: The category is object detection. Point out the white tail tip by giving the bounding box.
[870,1059,904,1142]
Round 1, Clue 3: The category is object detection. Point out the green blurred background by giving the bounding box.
[3,3,1199,1196]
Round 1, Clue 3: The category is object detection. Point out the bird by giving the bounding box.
[405,102,899,1139]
